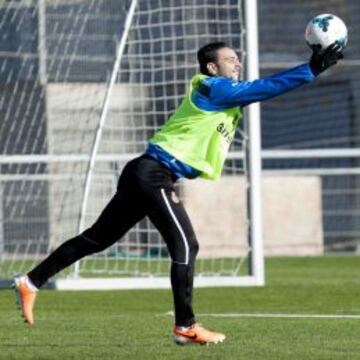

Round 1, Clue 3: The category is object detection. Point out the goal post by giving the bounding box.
[66,0,264,289]
[244,0,264,285]
[0,0,264,289]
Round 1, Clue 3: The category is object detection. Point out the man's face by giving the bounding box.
[207,47,242,81]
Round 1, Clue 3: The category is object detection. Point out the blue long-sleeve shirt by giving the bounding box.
[191,63,315,110]
[146,63,315,179]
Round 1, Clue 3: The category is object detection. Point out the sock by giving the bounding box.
[25,275,39,292]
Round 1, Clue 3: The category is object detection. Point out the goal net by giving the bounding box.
[0,0,263,288]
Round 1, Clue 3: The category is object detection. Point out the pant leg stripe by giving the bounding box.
[160,188,189,265]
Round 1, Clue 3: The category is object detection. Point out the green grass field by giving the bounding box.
[1,256,360,360]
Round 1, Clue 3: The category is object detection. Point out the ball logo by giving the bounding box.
[312,15,333,32]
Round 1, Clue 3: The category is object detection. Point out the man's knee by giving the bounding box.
[188,236,199,263]
[80,230,110,254]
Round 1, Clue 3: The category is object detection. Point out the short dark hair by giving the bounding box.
[197,42,230,76]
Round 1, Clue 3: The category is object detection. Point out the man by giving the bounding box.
[14,41,342,345]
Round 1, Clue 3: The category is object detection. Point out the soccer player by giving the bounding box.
[14,41,342,345]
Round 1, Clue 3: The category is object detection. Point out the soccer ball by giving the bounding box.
[305,14,348,53]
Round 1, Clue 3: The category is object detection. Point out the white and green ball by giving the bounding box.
[305,14,348,53]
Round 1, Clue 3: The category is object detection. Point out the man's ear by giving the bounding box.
[207,62,218,76]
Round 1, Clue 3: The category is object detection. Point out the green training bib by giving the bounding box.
[149,74,242,180]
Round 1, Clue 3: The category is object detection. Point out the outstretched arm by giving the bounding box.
[209,63,314,108]
[200,43,343,109]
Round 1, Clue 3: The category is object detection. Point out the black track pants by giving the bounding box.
[28,155,199,326]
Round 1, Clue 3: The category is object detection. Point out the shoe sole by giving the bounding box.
[173,334,225,346]
[13,279,22,310]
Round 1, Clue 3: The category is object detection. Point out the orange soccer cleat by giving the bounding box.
[173,323,225,345]
[13,274,38,325]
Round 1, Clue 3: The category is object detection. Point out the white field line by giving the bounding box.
[160,311,360,320]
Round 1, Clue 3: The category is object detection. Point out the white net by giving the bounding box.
[0,0,251,282]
